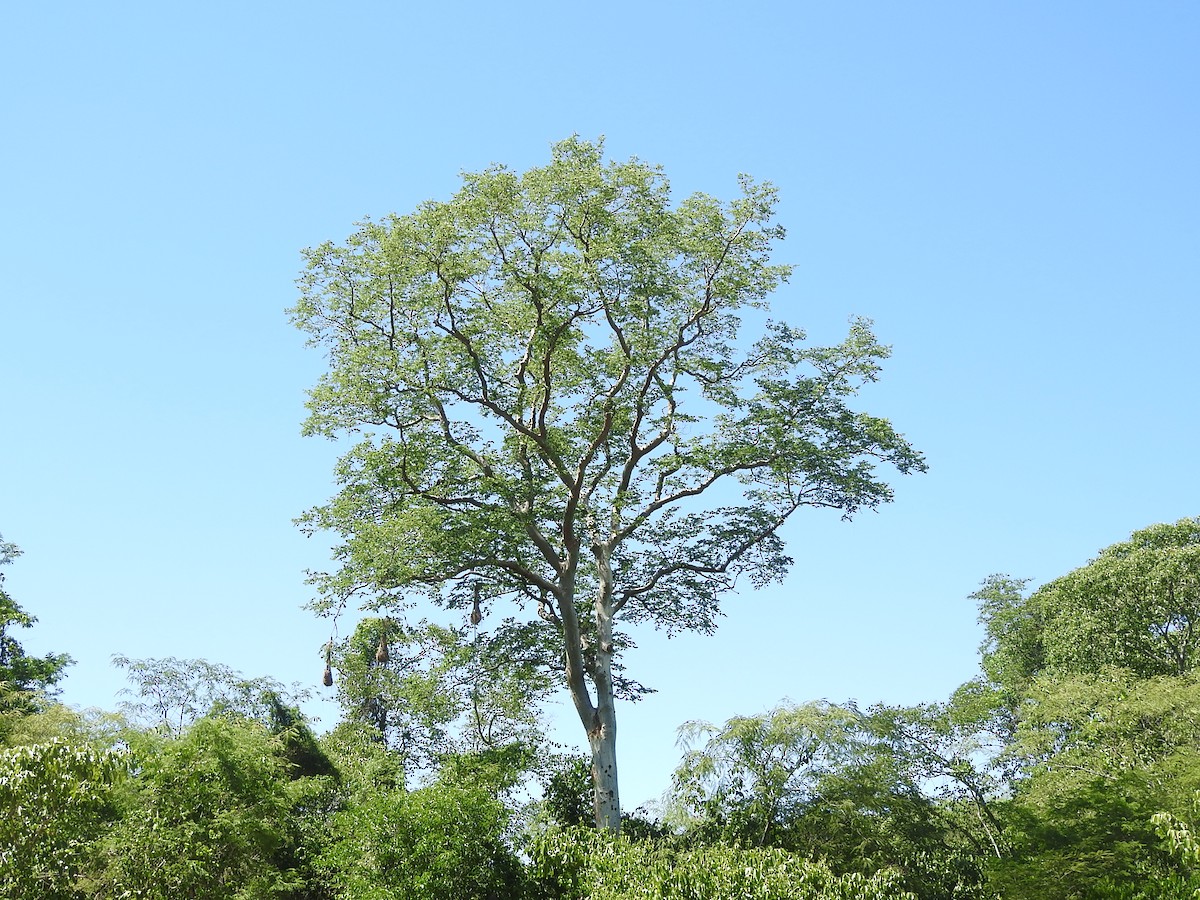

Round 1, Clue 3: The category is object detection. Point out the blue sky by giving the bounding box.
[2,2,1197,808]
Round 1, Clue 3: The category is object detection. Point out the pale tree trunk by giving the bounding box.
[589,547,621,831]
[588,695,620,830]
[560,547,623,831]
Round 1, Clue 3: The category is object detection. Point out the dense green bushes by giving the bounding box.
[0,740,122,899]
[89,717,305,899]
[528,828,915,900]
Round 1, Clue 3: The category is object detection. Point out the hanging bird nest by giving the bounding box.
[322,639,334,687]
[470,583,483,626]
[375,619,390,664]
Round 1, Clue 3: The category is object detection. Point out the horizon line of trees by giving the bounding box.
[4,517,1200,899]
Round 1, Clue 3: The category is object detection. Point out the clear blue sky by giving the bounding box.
[2,2,1197,809]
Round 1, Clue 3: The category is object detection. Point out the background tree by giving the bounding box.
[988,670,1200,898]
[666,701,996,900]
[331,616,555,778]
[112,654,310,736]
[668,700,864,847]
[970,519,1200,695]
[1032,519,1200,678]
[292,137,925,829]
[946,519,1200,898]
[0,535,72,737]
[741,702,1004,900]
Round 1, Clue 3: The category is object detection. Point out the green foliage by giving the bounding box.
[990,669,1200,897]
[331,616,554,777]
[811,704,1000,900]
[112,653,310,735]
[665,700,997,899]
[976,520,1200,696]
[527,827,917,900]
[541,753,595,829]
[320,719,407,794]
[300,719,531,899]
[1,701,125,752]
[1153,797,1200,899]
[0,739,123,899]
[973,574,1043,700]
[1155,793,1200,874]
[0,536,73,738]
[537,752,667,840]
[91,716,307,899]
[953,522,1200,897]
[264,692,338,781]
[1009,669,1200,774]
[668,700,864,846]
[1029,519,1200,678]
[314,770,526,900]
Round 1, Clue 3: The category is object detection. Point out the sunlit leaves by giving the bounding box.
[0,739,123,899]
[0,535,73,735]
[1034,519,1200,678]
[963,522,1200,897]
[528,827,917,900]
[292,137,923,627]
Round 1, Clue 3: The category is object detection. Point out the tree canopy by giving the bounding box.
[1033,519,1200,678]
[971,519,1200,699]
[291,137,925,828]
[951,519,1200,897]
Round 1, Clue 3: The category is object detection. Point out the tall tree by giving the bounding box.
[111,654,309,736]
[292,137,925,829]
